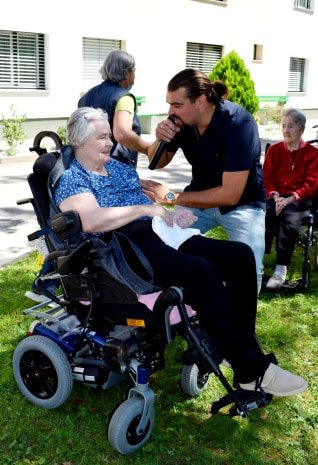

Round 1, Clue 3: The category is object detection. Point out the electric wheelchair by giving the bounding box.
[13,132,273,455]
[263,141,318,291]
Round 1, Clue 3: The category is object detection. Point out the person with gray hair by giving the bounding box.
[78,50,151,167]
[263,108,318,289]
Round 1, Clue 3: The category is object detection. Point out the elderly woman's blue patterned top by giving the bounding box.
[53,158,152,239]
[54,158,152,209]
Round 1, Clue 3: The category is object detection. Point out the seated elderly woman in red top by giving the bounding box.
[263,108,318,289]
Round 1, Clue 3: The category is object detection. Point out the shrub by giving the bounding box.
[56,125,67,144]
[256,105,284,126]
[1,105,27,156]
[209,50,259,115]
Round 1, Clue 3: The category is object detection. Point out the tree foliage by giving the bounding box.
[209,50,259,115]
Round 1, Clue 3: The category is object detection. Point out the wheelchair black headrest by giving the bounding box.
[33,151,60,178]
[48,145,75,217]
[25,134,80,253]
[29,130,63,156]
[27,151,60,231]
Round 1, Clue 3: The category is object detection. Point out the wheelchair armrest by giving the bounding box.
[49,210,82,240]
[46,250,69,262]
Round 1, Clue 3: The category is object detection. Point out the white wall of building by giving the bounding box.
[1,0,317,127]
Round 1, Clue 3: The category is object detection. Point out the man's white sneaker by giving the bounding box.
[266,274,285,290]
[239,363,308,397]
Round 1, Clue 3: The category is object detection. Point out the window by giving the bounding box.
[82,37,121,91]
[288,57,306,92]
[294,0,314,10]
[0,30,45,89]
[253,44,263,62]
[186,42,223,74]
[191,0,227,5]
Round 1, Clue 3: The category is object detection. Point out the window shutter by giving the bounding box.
[0,31,11,86]
[82,38,121,91]
[186,42,223,74]
[288,57,305,92]
[294,0,312,9]
[0,30,45,89]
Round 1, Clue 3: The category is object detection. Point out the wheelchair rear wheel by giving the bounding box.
[108,398,154,455]
[181,363,210,396]
[13,335,73,409]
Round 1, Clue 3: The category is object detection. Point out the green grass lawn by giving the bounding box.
[0,249,317,465]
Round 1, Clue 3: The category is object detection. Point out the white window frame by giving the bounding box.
[0,30,45,90]
[82,37,121,92]
[288,57,307,93]
[186,42,223,75]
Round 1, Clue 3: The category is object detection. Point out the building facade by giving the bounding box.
[1,0,317,143]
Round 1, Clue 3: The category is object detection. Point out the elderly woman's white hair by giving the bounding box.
[67,107,109,146]
[99,50,135,82]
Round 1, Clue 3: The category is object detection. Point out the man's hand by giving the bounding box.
[141,179,171,203]
[156,117,180,142]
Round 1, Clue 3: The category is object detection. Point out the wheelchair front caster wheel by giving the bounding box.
[108,398,154,455]
[13,335,73,409]
[181,363,210,396]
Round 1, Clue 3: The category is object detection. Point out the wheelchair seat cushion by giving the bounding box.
[138,292,196,325]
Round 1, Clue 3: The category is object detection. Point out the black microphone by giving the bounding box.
[148,116,176,170]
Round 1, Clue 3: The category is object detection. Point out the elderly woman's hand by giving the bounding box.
[275,195,296,215]
[162,208,198,228]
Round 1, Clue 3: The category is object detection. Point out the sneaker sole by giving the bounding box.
[263,381,308,397]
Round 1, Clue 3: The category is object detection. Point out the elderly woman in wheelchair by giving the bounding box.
[13,107,307,455]
[263,108,318,290]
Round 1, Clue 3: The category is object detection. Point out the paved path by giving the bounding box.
[0,159,38,268]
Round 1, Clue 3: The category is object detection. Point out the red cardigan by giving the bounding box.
[263,141,318,201]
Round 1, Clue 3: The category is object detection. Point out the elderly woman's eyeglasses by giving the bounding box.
[282,123,300,130]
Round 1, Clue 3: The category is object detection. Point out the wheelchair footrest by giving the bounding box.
[211,388,273,417]
[262,276,306,292]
